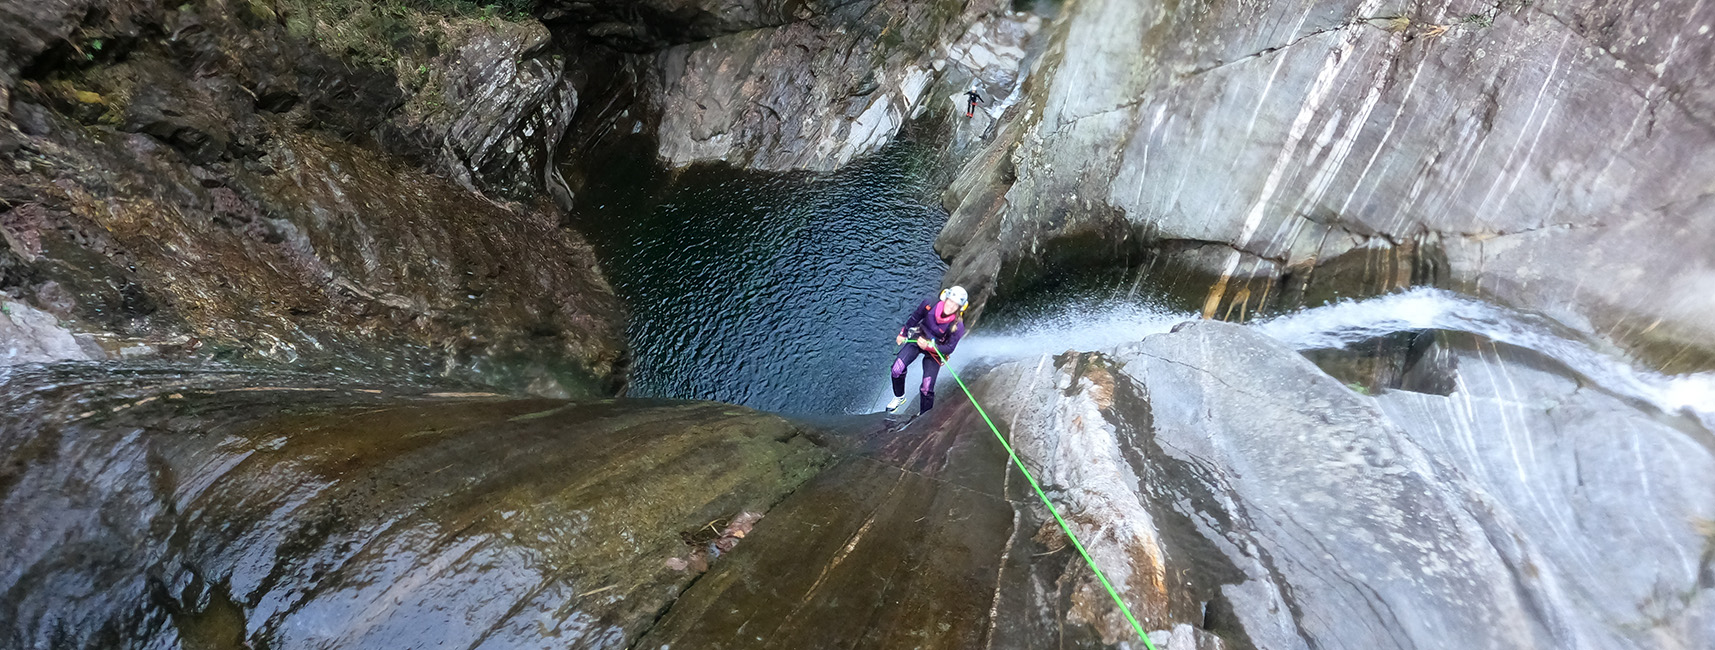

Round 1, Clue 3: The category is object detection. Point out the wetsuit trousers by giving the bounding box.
[891,343,942,412]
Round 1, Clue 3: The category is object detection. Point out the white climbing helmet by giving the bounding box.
[940,286,969,308]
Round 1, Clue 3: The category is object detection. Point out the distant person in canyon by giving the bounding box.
[887,286,970,414]
[965,89,983,117]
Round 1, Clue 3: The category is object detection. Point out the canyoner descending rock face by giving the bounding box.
[938,0,1715,371]
[886,285,970,415]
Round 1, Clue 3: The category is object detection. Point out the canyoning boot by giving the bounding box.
[886,396,908,412]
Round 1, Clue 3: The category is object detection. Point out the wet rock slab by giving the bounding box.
[0,365,828,649]
[2,363,1154,649]
[973,321,1715,649]
[635,401,1193,649]
[636,408,1020,649]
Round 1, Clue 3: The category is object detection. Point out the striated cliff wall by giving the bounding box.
[938,0,1715,371]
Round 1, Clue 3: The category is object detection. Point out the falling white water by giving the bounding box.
[955,300,1194,362]
[1253,288,1715,423]
[862,288,1715,428]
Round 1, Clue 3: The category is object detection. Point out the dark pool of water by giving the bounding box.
[569,139,948,414]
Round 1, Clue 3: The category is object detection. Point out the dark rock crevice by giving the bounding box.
[540,0,816,53]
[1454,220,1605,241]
[1175,19,1378,82]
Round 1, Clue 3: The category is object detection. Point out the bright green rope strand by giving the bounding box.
[914,343,1157,649]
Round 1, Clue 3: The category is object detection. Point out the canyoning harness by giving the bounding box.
[909,341,1157,649]
[900,300,966,353]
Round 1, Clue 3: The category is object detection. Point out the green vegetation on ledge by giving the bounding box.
[273,0,535,80]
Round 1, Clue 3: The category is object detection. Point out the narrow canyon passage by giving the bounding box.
[3,0,1713,648]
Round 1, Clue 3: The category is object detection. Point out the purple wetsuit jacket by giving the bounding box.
[891,298,967,413]
[899,299,966,357]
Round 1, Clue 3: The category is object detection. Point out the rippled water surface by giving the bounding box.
[572,140,947,414]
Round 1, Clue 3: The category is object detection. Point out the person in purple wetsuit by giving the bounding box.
[887,286,970,414]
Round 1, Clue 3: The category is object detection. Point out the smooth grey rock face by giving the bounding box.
[940,0,1715,363]
[1130,322,1554,649]
[975,320,1714,649]
[644,0,1044,171]
[969,352,1182,643]
[1373,344,1715,647]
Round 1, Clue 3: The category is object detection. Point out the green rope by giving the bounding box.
[910,342,1157,649]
